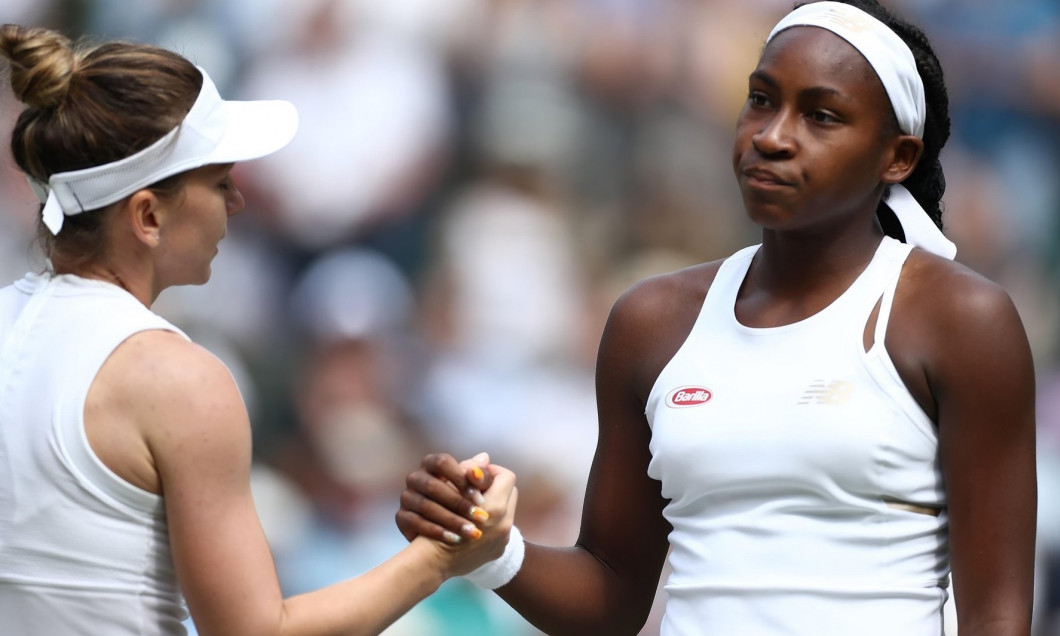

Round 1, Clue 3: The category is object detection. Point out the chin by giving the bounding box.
[743,200,796,230]
[184,268,213,287]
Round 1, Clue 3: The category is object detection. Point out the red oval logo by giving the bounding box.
[666,386,712,408]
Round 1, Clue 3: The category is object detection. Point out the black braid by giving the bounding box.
[796,0,952,234]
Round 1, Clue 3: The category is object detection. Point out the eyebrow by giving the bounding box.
[749,70,778,88]
[749,70,851,102]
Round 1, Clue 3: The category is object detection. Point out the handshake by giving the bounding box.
[395,452,524,589]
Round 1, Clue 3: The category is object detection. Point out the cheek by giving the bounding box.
[732,120,751,171]
[824,143,885,187]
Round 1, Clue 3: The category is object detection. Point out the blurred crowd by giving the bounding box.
[1,0,1058,634]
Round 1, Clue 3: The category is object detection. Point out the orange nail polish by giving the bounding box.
[468,527,483,540]
[470,506,489,522]
[472,466,485,481]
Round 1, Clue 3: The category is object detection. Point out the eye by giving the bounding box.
[748,91,771,107]
[808,110,840,124]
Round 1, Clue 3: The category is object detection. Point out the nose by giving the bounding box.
[227,186,246,217]
[752,109,796,157]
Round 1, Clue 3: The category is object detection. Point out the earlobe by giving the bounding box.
[881,135,925,184]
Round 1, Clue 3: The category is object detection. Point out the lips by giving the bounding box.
[741,166,794,188]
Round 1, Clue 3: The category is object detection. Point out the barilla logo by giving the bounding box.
[666,386,713,408]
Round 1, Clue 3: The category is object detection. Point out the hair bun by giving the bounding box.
[0,24,76,109]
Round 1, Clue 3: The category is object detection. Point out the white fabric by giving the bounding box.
[463,525,524,589]
[767,2,956,260]
[887,184,957,260]
[30,66,297,234]
[645,237,949,635]
[0,272,190,635]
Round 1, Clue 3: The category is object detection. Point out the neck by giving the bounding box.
[751,221,886,297]
[57,261,155,308]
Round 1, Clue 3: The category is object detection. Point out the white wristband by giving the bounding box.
[463,525,524,589]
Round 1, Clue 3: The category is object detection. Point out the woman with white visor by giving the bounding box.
[396,0,1037,633]
[0,25,516,636]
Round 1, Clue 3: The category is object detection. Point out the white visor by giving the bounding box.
[29,66,298,234]
[766,2,956,259]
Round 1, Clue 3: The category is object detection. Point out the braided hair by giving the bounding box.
[829,0,952,236]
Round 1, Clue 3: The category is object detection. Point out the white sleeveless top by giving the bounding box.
[645,237,949,635]
[0,272,188,635]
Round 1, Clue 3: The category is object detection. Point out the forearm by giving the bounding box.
[496,543,653,636]
[951,558,1035,636]
[277,537,447,636]
[952,614,1031,636]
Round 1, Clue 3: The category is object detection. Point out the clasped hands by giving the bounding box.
[396,452,517,577]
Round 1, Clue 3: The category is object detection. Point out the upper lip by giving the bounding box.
[742,166,793,186]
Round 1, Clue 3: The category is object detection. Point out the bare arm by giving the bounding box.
[893,256,1037,634]
[397,269,720,634]
[492,286,674,634]
[115,331,516,636]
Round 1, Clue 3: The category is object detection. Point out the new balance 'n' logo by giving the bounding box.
[797,380,853,405]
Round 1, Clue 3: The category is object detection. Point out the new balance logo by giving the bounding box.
[797,380,853,405]
[819,6,874,33]
[666,386,713,408]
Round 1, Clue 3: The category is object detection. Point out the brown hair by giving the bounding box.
[0,24,202,269]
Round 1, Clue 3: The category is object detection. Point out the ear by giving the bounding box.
[881,135,924,184]
[123,189,163,248]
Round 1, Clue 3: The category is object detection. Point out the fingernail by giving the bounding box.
[467,487,485,506]
[463,524,483,540]
[471,466,485,481]
[442,531,462,545]
[469,506,489,522]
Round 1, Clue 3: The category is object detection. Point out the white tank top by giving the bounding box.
[645,237,949,635]
[0,272,188,635]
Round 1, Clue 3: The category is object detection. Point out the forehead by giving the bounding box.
[188,163,234,179]
[757,26,882,95]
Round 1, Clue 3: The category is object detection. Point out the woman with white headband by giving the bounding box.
[0,25,517,636]
[397,0,1036,634]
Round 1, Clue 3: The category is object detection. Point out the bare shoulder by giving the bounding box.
[108,329,249,460]
[601,258,727,403]
[112,329,241,405]
[608,259,726,330]
[896,249,1025,339]
[891,248,1033,410]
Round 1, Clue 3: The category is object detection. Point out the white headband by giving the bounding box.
[767,1,956,259]
[28,66,298,235]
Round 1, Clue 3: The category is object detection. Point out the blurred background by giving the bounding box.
[1,0,1058,634]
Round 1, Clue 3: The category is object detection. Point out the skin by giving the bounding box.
[70,162,519,636]
[396,26,1038,636]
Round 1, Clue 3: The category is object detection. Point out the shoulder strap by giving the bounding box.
[872,241,914,347]
[702,243,759,315]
